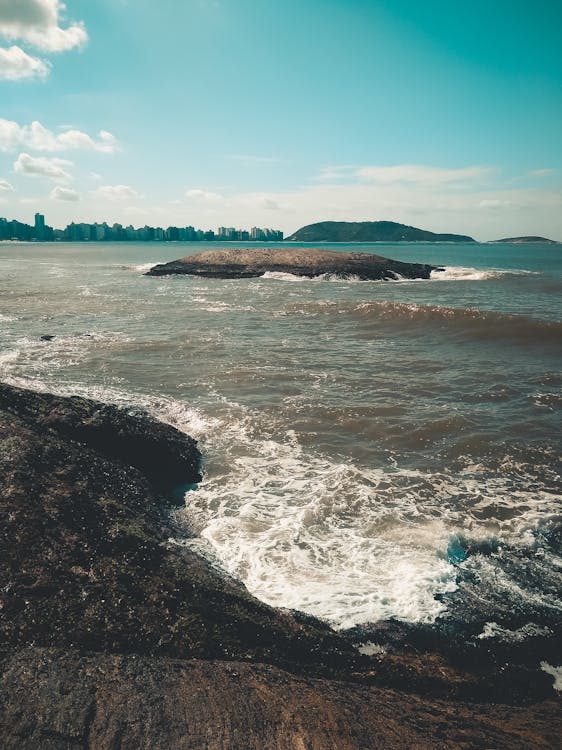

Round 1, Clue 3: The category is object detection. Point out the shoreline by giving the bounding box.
[0,382,560,747]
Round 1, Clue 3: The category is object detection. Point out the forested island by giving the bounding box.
[492,236,559,244]
[286,221,475,243]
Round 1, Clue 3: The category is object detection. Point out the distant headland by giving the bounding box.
[286,221,475,243]
[491,236,560,244]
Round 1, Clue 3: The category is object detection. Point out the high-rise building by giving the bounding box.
[34,213,46,240]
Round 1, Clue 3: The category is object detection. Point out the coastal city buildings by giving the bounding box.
[0,215,283,243]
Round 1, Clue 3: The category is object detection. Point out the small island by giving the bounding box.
[286,221,475,243]
[146,247,440,280]
[492,236,560,244]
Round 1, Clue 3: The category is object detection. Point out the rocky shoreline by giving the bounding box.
[145,247,440,280]
[0,383,560,748]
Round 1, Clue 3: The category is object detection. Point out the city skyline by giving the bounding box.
[0,1,561,241]
[0,211,283,243]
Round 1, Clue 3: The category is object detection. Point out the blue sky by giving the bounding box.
[0,0,561,239]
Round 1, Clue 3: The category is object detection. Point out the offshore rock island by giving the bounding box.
[0,383,560,749]
[146,247,440,280]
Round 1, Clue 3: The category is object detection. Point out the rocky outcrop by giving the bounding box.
[0,383,353,672]
[0,383,560,748]
[146,247,440,280]
[2,649,560,750]
[286,221,475,243]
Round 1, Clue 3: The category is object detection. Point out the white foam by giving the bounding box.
[167,400,562,629]
[121,262,161,273]
[357,642,386,656]
[541,662,562,691]
[178,419,460,628]
[262,271,363,283]
[0,332,132,380]
[478,622,553,641]
[431,266,536,281]
[0,349,20,366]
[430,266,503,281]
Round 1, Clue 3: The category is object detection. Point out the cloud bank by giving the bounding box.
[94,185,141,201]
[0,118,119,154]
[0,0,87,79]
[0,44,50,79]
[50,185,79,201]
[14,152,73,181]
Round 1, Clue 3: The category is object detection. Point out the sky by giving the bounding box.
[0,0,561,240]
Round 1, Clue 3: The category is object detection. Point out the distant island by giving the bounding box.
[146,247,440,280]
[286,221,475,243]
[492,236,560,244]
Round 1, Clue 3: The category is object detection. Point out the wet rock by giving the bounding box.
[0,383,202,492]
[146,247,440,280]
[2,649,560,750]
[0,382,354,672]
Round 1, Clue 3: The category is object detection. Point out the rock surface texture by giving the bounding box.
[146,247,440,280]
[0,383,560,749]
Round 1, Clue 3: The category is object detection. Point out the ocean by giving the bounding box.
[1,241,561,641]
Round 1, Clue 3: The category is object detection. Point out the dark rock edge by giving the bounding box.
[0,382,559,749]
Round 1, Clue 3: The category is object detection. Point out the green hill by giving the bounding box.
[493,236,559,244]
[286,221,475,243]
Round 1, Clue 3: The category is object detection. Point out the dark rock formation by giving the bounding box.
[2,649,560,750]
[0,383,351,672]
[146,247,440,280]
[0,383,560,748]
[286,221,475,243]
[492,236,560,244]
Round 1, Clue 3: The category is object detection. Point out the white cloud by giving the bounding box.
[50,185,79,201]
[123,205,149,217]
[258,196,282,210]
[56,128,118,153]
[529,169,556,178]
[0,44,49,79]
[0,118,119,153]
[0,178,13,191]
[478,199,514,210]
[185,188,224,202]
[356,164,494,185]
[166,165,562,241]
[226,154,281,165]
[14,151,72,181]
[235,193,289,211]
[94,184,141,200]
[0,0,88,53]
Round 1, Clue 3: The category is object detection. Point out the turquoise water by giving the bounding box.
[1,241,561,632]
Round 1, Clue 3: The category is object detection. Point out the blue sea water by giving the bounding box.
[0,240,560,637]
